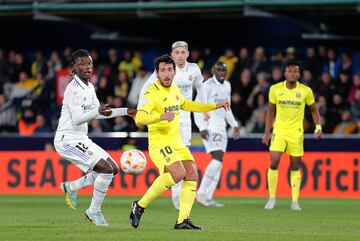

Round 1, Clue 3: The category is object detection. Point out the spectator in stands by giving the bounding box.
[247,71,269,108]
[96,76,113,104]
[189,48,204,71]
[285,46,296,60]
[34,114,51,133]
[251,46,268,75]
[269,67,282,84]
[89,119,103,133]
[350,89,360,120]
[107,48,119,86]
[347,73,360,103]
[0,94,17,132]
[333,109,357,136]
[336,70,352,100]
[269,51,285,70]
[31,51,48,78]
[328,93,350,132]
[127,66,150,108]
[113,116,130,132]
[114,70,129,99]
[119,50,136,80]
[323,48,341,80]
[314,72,335,102]
[230,47,252,84]
[18,108,38,136]
[301,69,315,89]
[303,47,322,77]
[132,50,143,72]
[218,48,238,80]
[339,50,353,76]
[47,51,63,80]
[202,47,216,72]
[62,47,72,68]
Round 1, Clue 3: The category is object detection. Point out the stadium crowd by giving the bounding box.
[0,46,359,136]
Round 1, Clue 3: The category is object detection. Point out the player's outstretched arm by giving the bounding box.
[96,107,137,119]
[181,100,216,112]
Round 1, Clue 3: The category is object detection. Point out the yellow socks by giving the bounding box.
[177,180,197,223]
[267,168,278,198]
[290,170,301,202]
[138,172,176,208]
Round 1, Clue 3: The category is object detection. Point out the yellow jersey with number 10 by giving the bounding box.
[269,81,315,132]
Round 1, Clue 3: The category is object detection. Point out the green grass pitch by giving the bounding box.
[0,195,359,241]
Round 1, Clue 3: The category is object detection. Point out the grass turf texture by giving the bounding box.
[0,195,359,241]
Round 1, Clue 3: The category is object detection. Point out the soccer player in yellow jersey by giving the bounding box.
[129,54,229,229]
[262,58,323,211]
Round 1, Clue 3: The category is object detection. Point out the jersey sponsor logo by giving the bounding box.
[164,105,179,112]
[278,93,284,96]
[81,104,92,111]
[278,100,301,106]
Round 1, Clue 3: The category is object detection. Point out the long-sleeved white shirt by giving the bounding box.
[194,76,238,132]
[137,61,205,122]
[55,75,127,140]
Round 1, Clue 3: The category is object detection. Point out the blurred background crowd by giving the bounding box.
[1,44,360,136]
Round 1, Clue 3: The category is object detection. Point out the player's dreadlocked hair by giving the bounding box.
[71,49,91,66]
[154,54,176,72]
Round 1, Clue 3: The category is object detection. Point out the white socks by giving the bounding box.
[198,159,222,200]
[69,171,98,192]
[89,173,113,213]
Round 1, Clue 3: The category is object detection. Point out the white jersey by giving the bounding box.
[194,76,238,133]
[55,75,100,140]
[138,61,205,123]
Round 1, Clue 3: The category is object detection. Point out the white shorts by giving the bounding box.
[54,135,110,173]
[202,129,227,153]
[180,121,192,146]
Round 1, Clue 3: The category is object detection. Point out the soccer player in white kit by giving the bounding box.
[138,41,206,210]
[54,49,136,226]
[194,62,240,207]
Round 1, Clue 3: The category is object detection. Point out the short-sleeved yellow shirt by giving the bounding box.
[137,80,186,147]
[269,81,315,132]
[137,80,195,172]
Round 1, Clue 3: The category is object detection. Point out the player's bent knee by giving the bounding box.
[185,167,198,181]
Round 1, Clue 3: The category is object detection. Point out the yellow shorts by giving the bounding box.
[149,143,194,175]
[269,129,304,157]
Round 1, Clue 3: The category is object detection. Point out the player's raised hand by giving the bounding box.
[216,100,230,111]
[127,108,137,118]
[200,130,209,140]
[262,134,270,146]
[160,112,175,122]
[99,103,112,116]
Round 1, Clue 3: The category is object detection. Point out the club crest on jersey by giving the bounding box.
[188,75,193,81]
[296,92,301,98]
[175,95,179,101]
